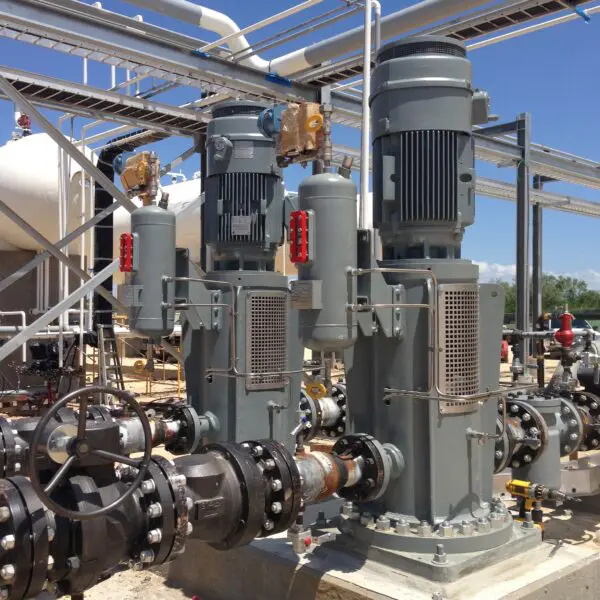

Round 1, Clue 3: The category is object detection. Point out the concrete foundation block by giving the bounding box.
[166,534,600,600]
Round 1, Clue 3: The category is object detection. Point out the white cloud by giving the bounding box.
[474,261,600,291]
[474,261,516,283]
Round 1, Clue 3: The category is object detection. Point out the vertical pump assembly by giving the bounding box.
[181,100,302,449]
[340,35,520,575]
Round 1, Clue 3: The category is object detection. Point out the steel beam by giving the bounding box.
[473,132,600,191]
[0,73,137,214]
[0,0,318,104]
[161,339,184,365]
[516,113,531,336]
[0,66,209,136]
[475,177,600,218]
[0,199,124,312]
[0,261,119,364]
[532,176,543,323]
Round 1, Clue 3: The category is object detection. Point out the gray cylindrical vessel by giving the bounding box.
[129,204,175,340]
[296,172,357,351]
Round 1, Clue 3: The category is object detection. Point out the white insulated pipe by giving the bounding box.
[122,0,494,76]
[359,0,372,231]
[0,312,27,362]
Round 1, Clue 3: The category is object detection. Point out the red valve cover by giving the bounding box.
[554,312,575,348]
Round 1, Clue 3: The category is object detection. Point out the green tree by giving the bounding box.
[495,274,600,317]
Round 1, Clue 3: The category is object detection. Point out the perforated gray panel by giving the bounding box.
[246,292,288,390]
[438,284,480,413]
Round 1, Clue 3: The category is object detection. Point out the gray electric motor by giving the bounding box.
[371,36,475,260]
[204,100,285,270]
[128,204,176,340]
[293,172,357,352]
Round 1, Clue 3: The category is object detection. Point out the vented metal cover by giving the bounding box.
[384,130,458,223]
[437,283,480,413]
[246,292,288,390]
[217,172,274,242]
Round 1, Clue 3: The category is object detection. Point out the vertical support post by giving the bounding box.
[516,113,531,339]
[198,133,209,272]
[532,175,543,325]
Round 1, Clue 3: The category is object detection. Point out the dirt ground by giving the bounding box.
[84,569,191,600]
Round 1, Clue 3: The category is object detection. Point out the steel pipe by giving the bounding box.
[123,0,493,76]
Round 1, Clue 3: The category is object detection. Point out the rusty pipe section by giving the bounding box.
[295,451,364,504]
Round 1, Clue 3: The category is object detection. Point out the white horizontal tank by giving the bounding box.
[0,133,202,263]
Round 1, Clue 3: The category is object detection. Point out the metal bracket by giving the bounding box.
[355,278,405,339]
[210,291,223,330]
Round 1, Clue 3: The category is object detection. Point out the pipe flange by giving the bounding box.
[493,414,511,473]
[502,398,549,469]
[332,434,390,503]
[201,443,266,550]
[240,440,302,537]
[164,405,203,455]
[324,383,347,439]
[299,384,347,442]
[0,477,50,600]
[558,398,584,456]
[573,391,600,451]
[299,390,319,443]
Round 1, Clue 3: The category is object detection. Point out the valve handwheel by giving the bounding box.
[29,386,152,520]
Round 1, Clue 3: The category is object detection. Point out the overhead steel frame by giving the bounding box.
[0,0,599,363]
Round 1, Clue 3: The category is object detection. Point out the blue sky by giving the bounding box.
[1,1,599,286]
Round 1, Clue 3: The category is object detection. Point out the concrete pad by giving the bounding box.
[167,529,600,600]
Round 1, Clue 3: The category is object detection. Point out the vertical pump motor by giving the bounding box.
[182,99,302,449]
[371,36,476,260]
[204,100,285,270]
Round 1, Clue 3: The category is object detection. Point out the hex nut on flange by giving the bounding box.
[360,512,373,526]
[376,516,390,531]
[417,521,433,537]
[0,536,14,551]
[340,501,354,517]
[489,512,505,530]
[432,544,447,564]
[477,518,491,533]
[460,521,474,536]
[438,522,454,537]
[395,518,410,535]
